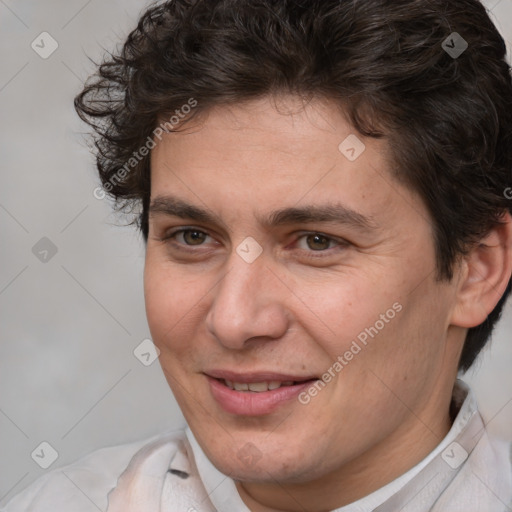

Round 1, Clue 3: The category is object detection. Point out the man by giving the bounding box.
[3,0,512,510]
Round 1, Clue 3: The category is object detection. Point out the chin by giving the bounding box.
[204,441,318,484]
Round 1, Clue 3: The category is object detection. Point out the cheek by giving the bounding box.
[144,258,205,351]
[352,280,453,397]
[295,275,401,359]
[302,270,447,394]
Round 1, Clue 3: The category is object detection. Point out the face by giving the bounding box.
[144,96,463,493]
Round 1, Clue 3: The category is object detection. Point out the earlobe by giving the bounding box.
[450,212,512,329]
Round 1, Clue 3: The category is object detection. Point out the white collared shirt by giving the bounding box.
[2,380,512,511]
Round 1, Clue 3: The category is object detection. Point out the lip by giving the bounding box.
[206,374,318,416]
[205,369,318,383]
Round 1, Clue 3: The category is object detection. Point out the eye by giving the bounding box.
[160,228,347,258]
[162,228,213,247]
[294,232,347,254]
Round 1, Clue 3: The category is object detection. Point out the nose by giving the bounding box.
[205,249,290,350]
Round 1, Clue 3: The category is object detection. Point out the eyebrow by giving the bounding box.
[148,195,378,232]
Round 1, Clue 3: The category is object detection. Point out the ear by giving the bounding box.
[450,212,512,328]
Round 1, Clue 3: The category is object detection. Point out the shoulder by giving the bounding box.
[0,430,186,512]
[434,431,512,511]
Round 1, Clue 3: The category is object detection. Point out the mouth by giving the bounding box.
[218,378,315,392]
[204,371,319,415]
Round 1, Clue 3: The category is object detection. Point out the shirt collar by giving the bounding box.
[335,379,479,511]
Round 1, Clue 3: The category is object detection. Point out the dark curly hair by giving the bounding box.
[74,0,512,372]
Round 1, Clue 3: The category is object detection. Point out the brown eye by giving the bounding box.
[181,230,207,245]
[304,234,333,251]
[163,228,212,248]
[293,232,348,259]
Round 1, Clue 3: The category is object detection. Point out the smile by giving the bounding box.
[205,372,318,415]
[223,380,298,391]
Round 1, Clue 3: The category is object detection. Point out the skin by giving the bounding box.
[143,95,512,511]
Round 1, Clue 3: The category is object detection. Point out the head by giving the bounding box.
[75,0,512,506]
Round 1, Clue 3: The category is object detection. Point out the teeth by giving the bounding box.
[224,380,297,392]
[247,382,268,392]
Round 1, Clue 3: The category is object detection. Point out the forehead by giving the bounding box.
[149,96,427,230]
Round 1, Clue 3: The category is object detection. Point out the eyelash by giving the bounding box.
[160,227,348,257]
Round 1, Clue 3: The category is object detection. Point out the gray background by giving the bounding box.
[0,0,511,505]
